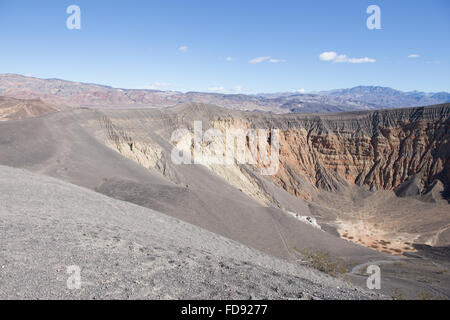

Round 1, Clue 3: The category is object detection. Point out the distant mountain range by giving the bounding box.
[0,74,448,113]
[318,86,450,109]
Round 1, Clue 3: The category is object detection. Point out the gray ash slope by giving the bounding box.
[0,107,384,266]
[0,165,380,300]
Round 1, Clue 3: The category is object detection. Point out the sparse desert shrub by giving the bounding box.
[417,291,434,300]
[392,288,405,300]
[435,269,447,275]
[296,248,347,277]
[417,277,433,284]
[359,265,368,275]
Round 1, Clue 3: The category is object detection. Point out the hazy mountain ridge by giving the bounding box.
[1,74,448,113]
[319,86,450,109]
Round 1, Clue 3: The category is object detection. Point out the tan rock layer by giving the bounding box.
[209,105,450,200]
[271,119,448,199]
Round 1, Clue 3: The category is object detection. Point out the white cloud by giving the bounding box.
[269,58,285,63]
[207,85,243,93]
[333,54,350,63]
[249,56,271,64]
[295,88,305,93]
[208,86,226,92]
[144,82,172,90]
[178,46,189,52]
[319,51,375,64]
[346,57,376,63]
[408,54,420,58]
[225,57,233,61]
[249,56,285,64]
[319,52,337,61]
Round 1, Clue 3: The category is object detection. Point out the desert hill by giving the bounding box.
[0,96,69,121]
[0,99,449,299]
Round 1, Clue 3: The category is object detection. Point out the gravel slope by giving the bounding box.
[0,165,381,300]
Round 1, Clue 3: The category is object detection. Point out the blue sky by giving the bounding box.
[0,0,449,93]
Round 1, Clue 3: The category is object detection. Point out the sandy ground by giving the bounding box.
[336,219,418,256]
[311,186,450,255]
